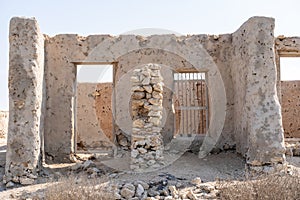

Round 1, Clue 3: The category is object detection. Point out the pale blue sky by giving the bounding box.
[1,0,300,110]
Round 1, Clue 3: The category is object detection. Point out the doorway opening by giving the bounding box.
[173,72,209,137]
[280,57,300,139]
[74,64,115,153]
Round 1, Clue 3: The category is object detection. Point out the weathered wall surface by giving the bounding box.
[6,17,44,185]
[281,81,300,138]
[40,16,286,165]
[44,35,112,162]
[232,17,285,165]
[44,34,228,162]
[275,37,300,57]
[275,37,300,103]
[76,83,114,151]
[0,111,8,138]
[114,37,232,149]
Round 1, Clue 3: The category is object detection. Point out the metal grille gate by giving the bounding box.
[174,72,208,136]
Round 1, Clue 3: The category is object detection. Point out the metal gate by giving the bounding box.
[174,72,208,136]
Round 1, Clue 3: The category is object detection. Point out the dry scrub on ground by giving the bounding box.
[218,173,300,200]
[45,175,114,200]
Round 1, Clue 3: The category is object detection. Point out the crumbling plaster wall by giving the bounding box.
[76,83,114,151]
[114,37,234,148]
[8,16,286,167]
[43,33,229,162]
[6,17,44,185]
[281,81,300,138]
[231,17,285,165]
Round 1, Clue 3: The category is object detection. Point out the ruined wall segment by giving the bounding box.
[130,64,164,171]
[76,83,114,151]
[232,17,285,165]
[281,81,300,138]
[5,17,44,185]
[44,34,228,162]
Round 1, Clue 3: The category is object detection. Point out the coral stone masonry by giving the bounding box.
[130,64,164,171]
[5,17,44,185]
[4,16,300,185]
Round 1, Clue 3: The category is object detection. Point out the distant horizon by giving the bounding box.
[1,0,300,110]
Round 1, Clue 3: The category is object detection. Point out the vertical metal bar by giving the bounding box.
[205,72,209,134]
[199,73,203,134]
[186,73,191,137]
[173,71,176,137]
[73,65,78,153]
[193,73,196,135]
[180,73,183,136]
[196,73,200,132]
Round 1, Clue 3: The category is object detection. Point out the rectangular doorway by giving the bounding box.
[174,72,208,137]
[280,57,300,138]
[75,64,115,153]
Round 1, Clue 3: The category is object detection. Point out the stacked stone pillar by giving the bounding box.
[130,64,164,171]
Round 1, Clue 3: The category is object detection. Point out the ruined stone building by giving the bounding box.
[4,16,300,183]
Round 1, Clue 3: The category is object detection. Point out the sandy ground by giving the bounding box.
[0,136,299,199]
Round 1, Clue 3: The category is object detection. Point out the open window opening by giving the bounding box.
[173,72,209,137]
[74,64,115,153]
[280,57,300,139]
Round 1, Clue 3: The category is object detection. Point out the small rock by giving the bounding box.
[143,85,153,93]
[136,180,149,190]
[20,177,34,185]
[132,92,145,99]
[190,177,202,185]
[147,160,156,166]
[138,147,147,154]
[27,174,38,179]
[123,183,136,191]
[131,149,139,158]
[136,184,144,197]
[6,181,15,188]
[113,192,122,199]
[145,197,156,200]
[198,182,215,192]
[82,160,95,170]
[142,77,151,85]
[120,187,135,199]
[133,119,145,128]
[148,188,160,197]
[186,190,197,200]
[168,185,178,196]
[86,167,100,174]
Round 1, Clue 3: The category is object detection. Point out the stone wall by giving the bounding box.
[130,64,164,171]
[231,17,285,165]
[7,16,287,168]
[76,83,114,151]
[0,111,8,138]
[6,17,44,185]
[43,33,229,162]
[281,81,300,138]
